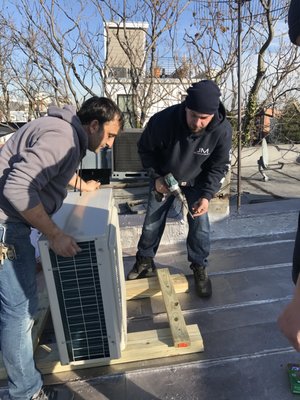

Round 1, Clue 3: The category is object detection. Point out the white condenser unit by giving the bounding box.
[39,189,127,365]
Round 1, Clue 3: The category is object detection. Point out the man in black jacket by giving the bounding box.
[278,0,300,351]
[127,80,232,297]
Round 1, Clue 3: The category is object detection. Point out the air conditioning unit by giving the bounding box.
[38,189,127,365]
[112,128,148,180]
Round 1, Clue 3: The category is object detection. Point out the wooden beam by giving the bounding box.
[32,289,50,350]
[157,268,191,348]
[126,273,188,300]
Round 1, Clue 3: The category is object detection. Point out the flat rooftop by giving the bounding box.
[0,145,299,399]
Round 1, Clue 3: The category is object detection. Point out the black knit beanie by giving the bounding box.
[185,80,221,115]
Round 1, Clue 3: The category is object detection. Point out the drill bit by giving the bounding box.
[163,173,194,219]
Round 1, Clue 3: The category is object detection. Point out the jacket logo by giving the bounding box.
[194,147,210,156]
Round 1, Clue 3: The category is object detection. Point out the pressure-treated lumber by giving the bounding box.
[0,325,203,378]
[126,272,188,300]
[29,324,203,376]
[32,287,50,349]
[157,268,191,348]
[0,269,203,379]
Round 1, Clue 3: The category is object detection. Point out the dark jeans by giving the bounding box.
[137,183,210,267]
[292,212,300,284]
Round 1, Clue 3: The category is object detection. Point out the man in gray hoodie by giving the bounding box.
[0,97,123,400]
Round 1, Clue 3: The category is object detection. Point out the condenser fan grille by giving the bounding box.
[50,241,110,361]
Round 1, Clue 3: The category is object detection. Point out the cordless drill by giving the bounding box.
[155,173,194,219]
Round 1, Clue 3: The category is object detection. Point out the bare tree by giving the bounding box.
[242,0,283,142]
[0,0,299,135]
[186,0,298,144]
[184,1,251,107]
[1,0,105,108]
[0,21,14,122]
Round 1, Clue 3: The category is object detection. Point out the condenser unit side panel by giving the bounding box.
[108,206,127,350]
[95,236,122,360]
[106,218,124,351]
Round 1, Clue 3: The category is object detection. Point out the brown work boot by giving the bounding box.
[190,263,212,298]
[127,255,157,280]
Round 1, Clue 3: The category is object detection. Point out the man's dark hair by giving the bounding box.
[77,96,124,129]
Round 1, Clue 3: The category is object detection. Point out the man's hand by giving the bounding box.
[278,297,300,352]
[69,174,101,192]
[47,230,82,258]
[21,203,82,258]
[191,198,209,217]
[155,177,169,194]
[84,180,101,192]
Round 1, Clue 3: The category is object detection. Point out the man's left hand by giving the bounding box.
[84,180,101,191]
[191,198,209,217]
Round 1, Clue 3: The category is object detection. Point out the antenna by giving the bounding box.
[261,138,269,169]
[257,138,285,181]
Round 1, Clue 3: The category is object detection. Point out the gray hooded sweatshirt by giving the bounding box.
[0,105,88,223]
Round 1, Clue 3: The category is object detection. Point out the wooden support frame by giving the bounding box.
[157,269,191,348]
[0,269,203,378]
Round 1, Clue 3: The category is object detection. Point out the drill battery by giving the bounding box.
[287,363,300,394]
[153,173,194,218]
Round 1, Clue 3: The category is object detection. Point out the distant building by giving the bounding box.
[256,107,281,141]
[0,92,55,124]
[104,21,148,79]
[104,21,201,128]
[9,111,29,122]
